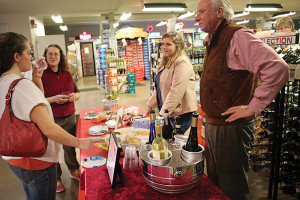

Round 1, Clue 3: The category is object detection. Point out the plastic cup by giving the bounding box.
[32,57,47,72]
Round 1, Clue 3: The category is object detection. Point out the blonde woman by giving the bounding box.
[274,16,295,33]
[147,31,197,132]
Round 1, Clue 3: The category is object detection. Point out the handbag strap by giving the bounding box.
[5,78,24,107]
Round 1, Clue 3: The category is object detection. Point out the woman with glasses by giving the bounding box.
[42,44,81,193]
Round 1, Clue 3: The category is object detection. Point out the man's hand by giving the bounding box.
[221,105,255,122]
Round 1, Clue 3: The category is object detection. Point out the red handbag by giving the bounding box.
[0,78,48,157]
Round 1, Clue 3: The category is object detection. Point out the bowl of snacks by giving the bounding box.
[120,136,142,152]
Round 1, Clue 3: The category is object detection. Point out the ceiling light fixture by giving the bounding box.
[178,11,195,19]
[236,19,249,25]
[155,20,167,27]
[245,4,283,12]
[232,11,250,19]
[120,13,131,21]
[51,15,63,23]
[143,3,187,12]
[113,22,119,28]
[271,11,296,19]
[59,25,68,31]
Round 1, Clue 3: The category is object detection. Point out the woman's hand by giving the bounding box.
[68,93,78,102]
[78,138,94,151]
[32,66,44,79]
[146,106,152,115]
[55,94,69,104]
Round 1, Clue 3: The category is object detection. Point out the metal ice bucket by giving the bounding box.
[140,144,205,194]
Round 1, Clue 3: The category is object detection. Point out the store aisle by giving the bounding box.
[0,76,295,200]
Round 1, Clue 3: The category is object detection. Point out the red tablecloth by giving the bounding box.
[82,166,230,200]
[77,105,229,200]
[77,105,146,200]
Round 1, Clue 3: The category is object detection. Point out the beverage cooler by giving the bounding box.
[74,40,101,77]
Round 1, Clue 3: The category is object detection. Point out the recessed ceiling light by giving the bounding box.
[245,4,283,12]
[143,3,187,12]
[59,25,68,31]
[155,20,167,27]
[51,15,63,23]
[271,11,296,19]
[232,11,250,19]
[178,12,195,19]
[236,20,249,24]
[120,13,131,21]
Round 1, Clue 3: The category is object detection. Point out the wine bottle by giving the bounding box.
[172,116,184,140]
[289,107,300,117]
[282,185,297,195]
[261,109,275,118]
[281,163,300,173]
[288,120,300,130]
[260,120,275,131]
[258,130,273,139]
[148,110,156,144]
[184,112,200,152]
[152,118,168,159]
[280,175,300,185]
[253,163,271,172]
[282,142,298,152]
[162,110,173,141]
[285,131,300,140]
[194,52,199,64]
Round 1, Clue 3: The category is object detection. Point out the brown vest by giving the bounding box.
[200,20,256,125]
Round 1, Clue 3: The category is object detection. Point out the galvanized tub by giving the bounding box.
[140,144,205,194]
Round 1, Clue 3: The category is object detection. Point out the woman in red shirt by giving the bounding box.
[42,44,80,192]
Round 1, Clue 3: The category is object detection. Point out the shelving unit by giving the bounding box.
[250,33,300,200]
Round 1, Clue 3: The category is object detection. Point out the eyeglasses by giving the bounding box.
[47,52,60,57]
[195,9,206,17]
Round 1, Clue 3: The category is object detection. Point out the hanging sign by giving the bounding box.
[79,31,92,40]
[260,35,296,45]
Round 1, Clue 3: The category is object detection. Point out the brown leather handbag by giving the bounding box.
[0,78,48,157]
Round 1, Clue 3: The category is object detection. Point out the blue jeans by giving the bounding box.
[8,163,56,200]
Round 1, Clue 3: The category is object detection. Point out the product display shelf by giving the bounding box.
[251,33,300,200]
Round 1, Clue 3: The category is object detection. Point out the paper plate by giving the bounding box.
[81,156,106,168]
[85,111,96,115]
[88,125,109,135]
[84,115,98,119]
[105,119,116,128]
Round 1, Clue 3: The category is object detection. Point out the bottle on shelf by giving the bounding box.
[252,163,271,172]
[289,107,300,117]
[261,109,275,118]
[260,120,275,131]
[152,118,169,159]
[281,163,300,173]
[281,185,298,195]
[162,110,173,141]
[148,110,156,144]
[258,130,273,139]
[184,112,200,152]
[172,116,184,139]
[284,131,300,142]
[287,120,300,130]
[194,51,199,64]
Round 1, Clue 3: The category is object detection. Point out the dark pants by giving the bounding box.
[205,120,253,200]
[8,163,56,200]
[54,114,79,181]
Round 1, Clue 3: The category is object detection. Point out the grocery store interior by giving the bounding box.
[1,0,300,199]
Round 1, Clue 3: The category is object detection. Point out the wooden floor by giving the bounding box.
[0,76,296,200]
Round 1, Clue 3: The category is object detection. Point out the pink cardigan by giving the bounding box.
[147,55,197,116]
